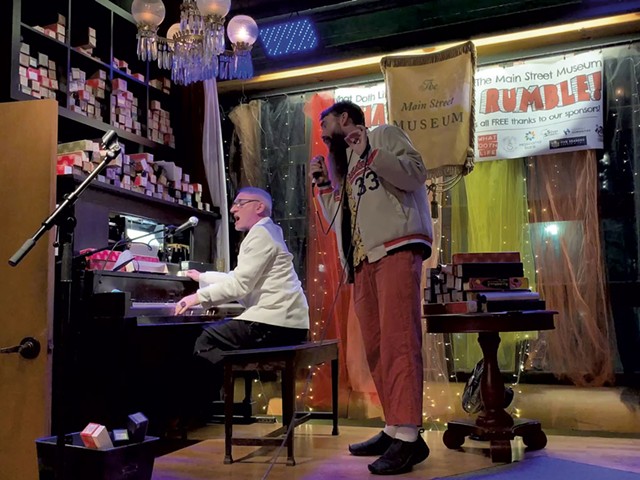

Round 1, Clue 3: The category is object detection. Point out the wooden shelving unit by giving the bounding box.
[4,0,177,154]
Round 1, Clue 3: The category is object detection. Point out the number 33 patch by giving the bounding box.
[354,170,380,196]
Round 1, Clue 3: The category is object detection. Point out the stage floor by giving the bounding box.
[151,424,640,479]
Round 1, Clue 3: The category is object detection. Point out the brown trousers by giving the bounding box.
[353,249,424,426]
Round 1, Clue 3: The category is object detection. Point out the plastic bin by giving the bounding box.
[35,433,158,480]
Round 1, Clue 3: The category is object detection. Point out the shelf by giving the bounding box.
[11,0,179,156]
[57,106,175,154]
[58,173,221,220]
[112,67,148,88]
[20,23,67,48]
[70,47,111,71]
[6,0,214,253]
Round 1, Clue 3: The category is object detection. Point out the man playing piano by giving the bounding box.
[174,187,309,422]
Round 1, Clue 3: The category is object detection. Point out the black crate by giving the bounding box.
[36,433,158,480]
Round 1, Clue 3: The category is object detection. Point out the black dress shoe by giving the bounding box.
[368,435,430,475]
[348,431,394,456]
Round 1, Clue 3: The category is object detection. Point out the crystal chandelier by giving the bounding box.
[131,0,259,85]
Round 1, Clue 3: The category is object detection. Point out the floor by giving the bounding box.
[151,423,640,479]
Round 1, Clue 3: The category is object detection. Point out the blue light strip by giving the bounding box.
[260,18,318,57]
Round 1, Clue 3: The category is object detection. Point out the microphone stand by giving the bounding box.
[8,131,121,480]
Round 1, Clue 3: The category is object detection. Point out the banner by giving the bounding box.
[381,41,476,179]
[475,51,603,160]
[334,83,387,128]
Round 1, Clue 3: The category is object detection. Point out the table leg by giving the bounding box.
[476,332,515,462]
[476,332,514,430]
[223,364,234,464]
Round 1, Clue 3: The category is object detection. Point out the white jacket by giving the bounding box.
[196,218,309,329]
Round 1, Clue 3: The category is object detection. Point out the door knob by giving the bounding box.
[0,337,41,359]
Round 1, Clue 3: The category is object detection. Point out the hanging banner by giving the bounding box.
[475,51,603,160]
[381,41,476,179]
[334,83,387,128]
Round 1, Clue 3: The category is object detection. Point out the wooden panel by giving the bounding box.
[0,99,57,480]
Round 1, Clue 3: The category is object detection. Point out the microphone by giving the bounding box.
[311,155,325,182]
[168,216,199,236]
[101,130,121,160]
[101,130,118,150]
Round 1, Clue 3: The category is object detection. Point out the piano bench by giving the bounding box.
[221,340,339,466]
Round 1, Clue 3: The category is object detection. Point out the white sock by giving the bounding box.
[383,425,398,438]
[395,425,419,443]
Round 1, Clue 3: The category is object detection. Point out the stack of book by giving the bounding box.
[55,139,211,211]
[109,77,143,136]
[424,251,545,314]
[18,43,59,101]
[68,68,108,121]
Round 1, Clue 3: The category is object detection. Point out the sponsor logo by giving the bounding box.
[525,131,536,141]
[595,124,603,141]
[568,127,590,134]
[549,136,587,149]
[503,136,517,152]
[478,134,498,158]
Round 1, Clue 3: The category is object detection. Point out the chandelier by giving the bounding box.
[131,0,259,85]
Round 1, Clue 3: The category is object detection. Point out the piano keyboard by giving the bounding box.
[131,302,245,318]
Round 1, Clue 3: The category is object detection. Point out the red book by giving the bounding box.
[423,301,477,315]
[464,277,529,291]
[452,252,521,264]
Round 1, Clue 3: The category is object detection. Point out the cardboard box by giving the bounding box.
[80,423,113,450]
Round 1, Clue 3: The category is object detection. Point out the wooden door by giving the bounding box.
[0,99,57,479]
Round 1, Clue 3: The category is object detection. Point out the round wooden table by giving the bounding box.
[425,310,556,463]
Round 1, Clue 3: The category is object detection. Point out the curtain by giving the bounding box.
[422,186,459,421]
[303,93,378,413]
[449,159,536,372]
[228,101,263,189]
[527,151,616,386]
[601,44,640,379]
[203,79,230,271]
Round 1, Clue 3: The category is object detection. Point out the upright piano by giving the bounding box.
[65,269,243,434]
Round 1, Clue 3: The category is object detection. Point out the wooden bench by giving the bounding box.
[221,340,339,466]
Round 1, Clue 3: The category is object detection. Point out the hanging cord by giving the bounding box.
[426,148,474,216]
[260,152,364,479]
[312,168,347,236]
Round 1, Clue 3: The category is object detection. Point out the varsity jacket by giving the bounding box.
[315,124,433,266]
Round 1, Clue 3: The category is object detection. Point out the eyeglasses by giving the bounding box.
[231,199,260,208]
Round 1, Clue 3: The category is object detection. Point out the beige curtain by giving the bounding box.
[527,150,616,386]
[228,100,263,188]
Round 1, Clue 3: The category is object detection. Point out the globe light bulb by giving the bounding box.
[131,0,166,27]
[227,15,259,46]
[166,23,181,40]
[196,0,231,17]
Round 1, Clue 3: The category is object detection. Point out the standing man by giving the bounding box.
[175,187,309,419]
[310,101,433,475]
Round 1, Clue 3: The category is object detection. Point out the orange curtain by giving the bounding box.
[527,150,616,386]
[303,93,379,413]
